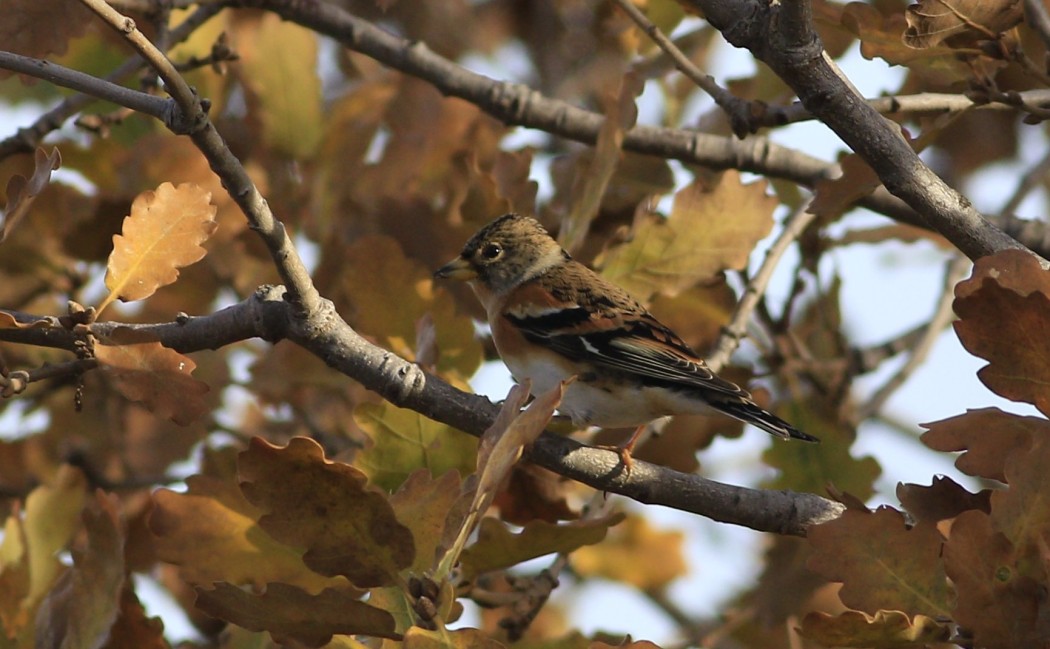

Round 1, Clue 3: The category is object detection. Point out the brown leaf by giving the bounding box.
[100,586,168,649]
[1,147,61,243]
[388,470,463,573]
[94,336,210,426]
[195,582,399,647]
[809,153,880,222]
[956,249,1050,300]
[896,476,991,524]
[806,507,951,616]
[597,171,777,301]
[944,510,1050,648]
[0,0,90,76]
[903,0,1023,49]
[35,491,126,649]
[921,407,1041,482]
[990,433,1050,560]
[558,73,643,254]
[799,610,951,647]
[493,464,577,525]
[0,311,52,329]
[953,281,1050,417]
[436,381,568,577]
[150,475,343,592]
[459,514,624,580]
[100,182,217,314]
[238,437,415,588]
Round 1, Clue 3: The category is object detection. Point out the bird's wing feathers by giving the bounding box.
[502,264,749,400]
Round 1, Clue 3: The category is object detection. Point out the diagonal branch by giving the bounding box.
[691,0,1033,263]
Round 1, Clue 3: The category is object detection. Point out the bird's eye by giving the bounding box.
[480,243,503,260]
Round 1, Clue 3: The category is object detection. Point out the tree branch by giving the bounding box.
[690,0,1033,262]
[0,288,844,537]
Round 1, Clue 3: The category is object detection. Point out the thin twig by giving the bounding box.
[610,0,756,137]
[708,201,818,372]
[1001,146,1050,216]
[852,255,970,422]
[74,0,322,315]
[1025,0,1050,52]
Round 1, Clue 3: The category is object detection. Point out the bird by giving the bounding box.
[434,213,817,471]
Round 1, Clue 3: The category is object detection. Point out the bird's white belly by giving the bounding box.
[502,353,707,428]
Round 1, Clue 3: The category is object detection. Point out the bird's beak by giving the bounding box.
[433,257,477,281]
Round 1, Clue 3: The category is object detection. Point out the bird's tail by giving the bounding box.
[715,399,819,442]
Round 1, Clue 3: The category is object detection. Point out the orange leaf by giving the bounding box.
[238,437,415,588]
[94,337,210,426]
[195,582,399,647]
[403,627,503,649]
[1,147,61,244]
[388,470,462,573]
[99,182,217,314]
[806,507,951,616]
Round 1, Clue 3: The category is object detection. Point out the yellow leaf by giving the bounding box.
[571,515,687,590]
[234,13,323,159]
[354,401,478,493]
[597,171,776,301]
[150,475,344,592]
[99,182,217,315]
[25,466,86,605]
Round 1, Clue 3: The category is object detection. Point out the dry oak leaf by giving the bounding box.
[195,582,399,647]
[388,470,462,574]
[896,475,991,524]
[94,337,209,426]
[596,171,776,301]
[799,610,951,647]
[437,380,568,579]
[903,0,1023,49]
[806,507,951,616]
[150,474,344,592]
[953,280,1050,418]
[35,491,126,649]
[921,407,1042,482]
[956,248,1050,300]
[989,433,1050,560]
[459,514,624,580]
[943,509,1050,649]
[1,147,61,244]
[99,182,217,315]
[809,153,881,222]
[238,437,415,588]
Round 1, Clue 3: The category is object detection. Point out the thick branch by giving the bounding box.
[0,289,844,537]
[692,0,1032,262]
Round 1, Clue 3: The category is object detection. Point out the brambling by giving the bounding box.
[435,213,817,470]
